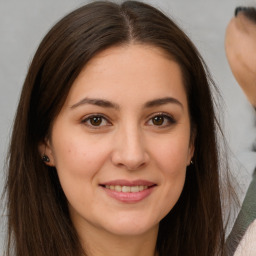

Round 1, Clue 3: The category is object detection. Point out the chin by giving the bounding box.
[102,217,159,237]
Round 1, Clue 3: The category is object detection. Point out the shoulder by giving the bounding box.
[234,219,256,256]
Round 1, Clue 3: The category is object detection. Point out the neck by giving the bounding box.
[76,223,159,256]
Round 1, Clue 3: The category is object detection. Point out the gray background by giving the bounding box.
[1,0,256,253]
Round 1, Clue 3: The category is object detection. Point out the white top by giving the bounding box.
[234,219,256,256]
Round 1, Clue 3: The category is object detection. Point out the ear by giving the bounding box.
[38,139,55,167]
[187,129,196,166]
[187,143,195,166]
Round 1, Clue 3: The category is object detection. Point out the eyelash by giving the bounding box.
[81,112,176,129]
[146,112,176,127]
[81,114,111,129]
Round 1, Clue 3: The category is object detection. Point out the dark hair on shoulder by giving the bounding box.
[4,1,231,255]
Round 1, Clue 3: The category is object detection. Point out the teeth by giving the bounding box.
[122,186,130,192]
[104,185,148,193]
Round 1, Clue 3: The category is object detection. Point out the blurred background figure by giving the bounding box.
[225,6,256,256]
[226,7,256,107]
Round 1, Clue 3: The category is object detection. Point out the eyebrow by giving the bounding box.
[144,97,183,109]
[70,98,119,110]
[70,97,183,110]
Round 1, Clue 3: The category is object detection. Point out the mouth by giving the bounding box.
[101,185,153,193]
[99,180,157,203]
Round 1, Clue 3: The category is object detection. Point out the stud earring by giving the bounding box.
[190,160,194,165]
[42,155,50,163]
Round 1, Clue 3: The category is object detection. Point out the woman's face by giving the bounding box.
[43,44,194,238]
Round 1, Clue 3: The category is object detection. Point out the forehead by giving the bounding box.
[64,44,188,109]
[84,43,174,71]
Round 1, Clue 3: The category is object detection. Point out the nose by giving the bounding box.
[111,126,149,171]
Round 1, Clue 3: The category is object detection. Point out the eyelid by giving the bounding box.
[81,113,112,128]
[146,112,176,126]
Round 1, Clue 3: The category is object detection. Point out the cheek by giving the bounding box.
[151,133,191,173]
[51,135,111,207]
[159,141,188,192]
[53,135,109,174]
[150,133,189,207]
[51,134,112,204]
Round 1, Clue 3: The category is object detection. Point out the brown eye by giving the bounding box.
[152,116,164,126]
[82,115,110,128]
[147,113,176,127]
[89,116,102,126]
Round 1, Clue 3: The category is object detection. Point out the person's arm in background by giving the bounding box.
[226,7,256,108]
[225,7,256,256]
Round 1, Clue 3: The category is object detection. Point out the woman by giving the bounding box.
[4,1,229,255]
[225,6,256,256]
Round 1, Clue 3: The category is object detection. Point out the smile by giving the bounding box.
[104,185,149,193]
[100,180,156,203]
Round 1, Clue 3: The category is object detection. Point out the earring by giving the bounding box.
[190,160,194,165]
[42,155,50,163]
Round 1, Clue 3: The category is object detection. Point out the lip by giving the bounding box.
[100,179,157,203]
[101,179,155,187]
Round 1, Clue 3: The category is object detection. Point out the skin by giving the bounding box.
[40,44,194,256]
[225,12,256,106]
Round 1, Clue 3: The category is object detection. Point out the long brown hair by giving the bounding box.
[4,1,228,255]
